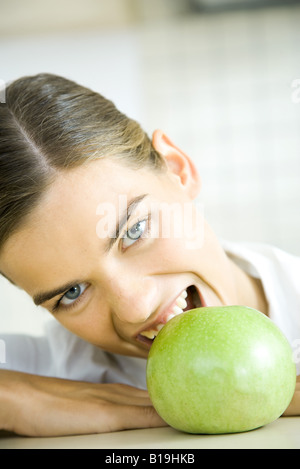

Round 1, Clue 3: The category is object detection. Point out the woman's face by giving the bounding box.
[0,133,240,358]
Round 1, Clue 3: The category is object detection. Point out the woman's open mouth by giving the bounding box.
[136,285,204,348]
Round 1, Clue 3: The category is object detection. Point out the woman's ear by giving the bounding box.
[152,129,201,199]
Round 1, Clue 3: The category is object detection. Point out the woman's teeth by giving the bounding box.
[140,289,188,340]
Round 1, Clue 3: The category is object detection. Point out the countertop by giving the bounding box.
[0,417,299,449]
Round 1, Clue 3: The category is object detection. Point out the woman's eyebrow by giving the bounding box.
[33,280,82,307]
[105,193,149,253]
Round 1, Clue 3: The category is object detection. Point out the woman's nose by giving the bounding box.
[108,274,157,324]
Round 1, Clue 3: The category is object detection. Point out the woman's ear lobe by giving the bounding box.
[152,129,201,199]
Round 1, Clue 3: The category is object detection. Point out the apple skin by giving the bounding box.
[146,306,296,434]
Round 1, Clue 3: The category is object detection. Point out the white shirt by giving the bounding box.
[1,242,300,384]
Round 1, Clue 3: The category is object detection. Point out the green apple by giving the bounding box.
[146,306,296,434]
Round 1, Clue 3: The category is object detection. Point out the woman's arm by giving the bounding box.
[0,370,166,437]
[283,375,300,416]
[1,368,297,437]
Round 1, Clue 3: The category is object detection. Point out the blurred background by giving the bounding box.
[0,0,300,336]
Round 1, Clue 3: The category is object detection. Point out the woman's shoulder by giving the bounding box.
[44,319,147,388]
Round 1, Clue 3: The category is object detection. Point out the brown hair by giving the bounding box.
[0,73,165,251]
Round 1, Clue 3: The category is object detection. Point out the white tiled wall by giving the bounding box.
[138,6,300,256]
[0,4,299,334]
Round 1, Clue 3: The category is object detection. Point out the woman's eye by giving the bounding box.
[122,219,147,248]
[60,283,88,306]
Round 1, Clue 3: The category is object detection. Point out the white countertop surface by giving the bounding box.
[0,417,299,449]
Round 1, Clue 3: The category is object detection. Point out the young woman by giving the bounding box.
[0,74,299,436]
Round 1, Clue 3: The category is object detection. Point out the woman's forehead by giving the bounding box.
[0,159,169,289]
